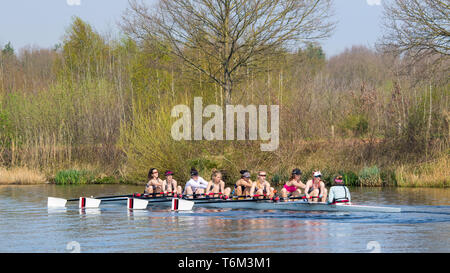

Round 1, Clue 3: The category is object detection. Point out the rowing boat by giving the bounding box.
[126,195,402,213]
[48,194,402,213]
[143,197,402,213]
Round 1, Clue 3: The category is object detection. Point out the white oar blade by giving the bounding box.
[127,198,148,210]
[172,198,194,211]
[79,197,102,209]
[48,197,67,208]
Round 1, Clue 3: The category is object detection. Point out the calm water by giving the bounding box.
[0,185,449,253]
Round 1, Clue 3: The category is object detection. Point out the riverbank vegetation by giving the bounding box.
[0,1,448,187]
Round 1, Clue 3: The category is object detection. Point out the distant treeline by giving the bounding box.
[0,14,448,187]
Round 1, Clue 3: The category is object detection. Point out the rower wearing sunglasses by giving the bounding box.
[144,168,165,196]
[304,171,328,203]
[328,175,351,204]
[250,171,274,199]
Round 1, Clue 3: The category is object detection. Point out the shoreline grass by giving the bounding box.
[0,167,47,185]
[395,155,449,188]
[1,159,448,188]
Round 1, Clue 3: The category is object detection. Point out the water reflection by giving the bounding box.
[0,185,449,253]
[79,208,101,215]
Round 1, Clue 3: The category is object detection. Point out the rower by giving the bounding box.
[280,168,306,200]
[250,171,274,199]
[205,169,231,199]
[328,175,351,204]
[145,168,165,195]
[234,170,253,197]
[304,171,328,203]
[163,170,182,196]
[184,168,209,198]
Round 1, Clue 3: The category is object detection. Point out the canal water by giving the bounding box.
[0,185,449,253]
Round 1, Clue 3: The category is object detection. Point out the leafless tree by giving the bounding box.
[380,0,449,63]
[121,0,335,104]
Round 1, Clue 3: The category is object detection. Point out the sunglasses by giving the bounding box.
[259,174,267,177]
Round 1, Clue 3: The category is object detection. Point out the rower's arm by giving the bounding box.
[294,180,306,189]
[327,187,335,204]
[205,181,213,194]
[320,183,326,197]
[249,182,256,196]
[304,183,310,197]
[199,177,209,188]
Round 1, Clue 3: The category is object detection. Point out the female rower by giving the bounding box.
[184,168,209,198]
[304,171,328,202]
[250,171,274,199]
[145,168,164,195]
[234,170,253,197]
[163,170,182,196]
[280,168,306,199]
[205,169,232,199]
[328,175,351,204]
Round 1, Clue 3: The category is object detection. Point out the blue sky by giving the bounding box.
[0,0,384,57]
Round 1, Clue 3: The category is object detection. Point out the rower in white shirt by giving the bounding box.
[328,175,351,204]
[184,168,209,198]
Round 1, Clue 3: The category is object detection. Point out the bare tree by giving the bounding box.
[121,0,335,104]
[380,0,449,62]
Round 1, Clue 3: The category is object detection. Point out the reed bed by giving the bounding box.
[0,167,46,185]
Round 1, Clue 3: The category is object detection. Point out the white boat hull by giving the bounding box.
[144,198,401,213]
[193,200,401,213]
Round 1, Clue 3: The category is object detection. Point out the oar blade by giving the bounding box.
[48,197,67,208]
[127,198,148,210]
[171,198,194,211]
[79,197,102,209]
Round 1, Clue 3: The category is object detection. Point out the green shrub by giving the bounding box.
[54,169,93,185]
[339,114,369,137]
[358,166,382,187]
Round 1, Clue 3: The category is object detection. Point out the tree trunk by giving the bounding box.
[224,71,232,105]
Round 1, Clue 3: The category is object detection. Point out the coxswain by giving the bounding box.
[328,175,351,204]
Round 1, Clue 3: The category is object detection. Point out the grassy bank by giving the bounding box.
[395,155,449,188]
[1,153,447,188]
[0,167,46,185]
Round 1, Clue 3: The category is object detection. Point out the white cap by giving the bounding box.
[313,171,322,177]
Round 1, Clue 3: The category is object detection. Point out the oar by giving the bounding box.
[48,197,103,209]
[171,198,194,211]
[48,194,135,208]
[66,194,135,202]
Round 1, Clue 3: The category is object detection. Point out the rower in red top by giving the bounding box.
[304,171,328,203]
[280,168,306,200]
